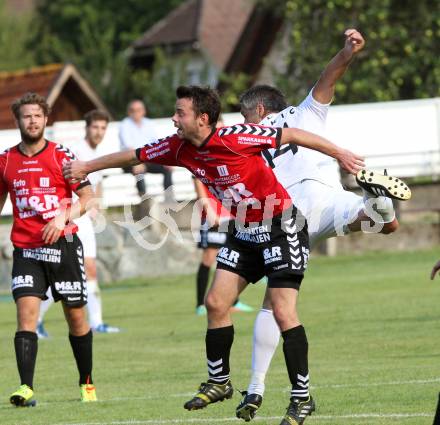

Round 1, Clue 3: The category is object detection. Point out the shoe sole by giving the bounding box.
[356,170,411,201]
[10,395,36,407]
[184,391,233,411]
[236,403,260,421]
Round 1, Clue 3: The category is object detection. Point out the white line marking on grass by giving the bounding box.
[100,378,440,402]
[50,413,433,425]
[312,377,440,390]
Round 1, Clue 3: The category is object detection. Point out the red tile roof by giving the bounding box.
[0,64,110,129]
[133,0,254,70]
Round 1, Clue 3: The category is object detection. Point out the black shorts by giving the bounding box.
[216,208,309,290]
[11,234,87,307]
[198,221,227,249]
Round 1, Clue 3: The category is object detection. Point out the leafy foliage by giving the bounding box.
[29,0,184,117]
[0,0,36,71]
[259,0,440,105]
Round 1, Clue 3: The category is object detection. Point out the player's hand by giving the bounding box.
[42,214,66,245]
[430,260,440,280]
[63,160,88,182]
[343,29,365,56]
[336,148,365,175]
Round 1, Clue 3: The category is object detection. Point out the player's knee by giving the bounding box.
[205,291,229,315]
[65,307,88,334]
[272,305,299,330]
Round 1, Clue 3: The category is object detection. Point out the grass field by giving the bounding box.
[0,248,439,425]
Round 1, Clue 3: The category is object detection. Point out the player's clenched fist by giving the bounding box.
[430,260,440,280]
[344,28,365,56]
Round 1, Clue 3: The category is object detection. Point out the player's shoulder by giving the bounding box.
[0,146,11,157]
[52,141,78,161]
[0,143,20,160]
[145,133,180,147]
[217,123,278,138]
[260,106,296,128]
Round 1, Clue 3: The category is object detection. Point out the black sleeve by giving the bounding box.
[275,127,282,149]
[76,180,91,191]
[135,147,142,161]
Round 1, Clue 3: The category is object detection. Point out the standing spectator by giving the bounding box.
[119,99,174,202]
[37,110,120,337]
[1,92,97,406]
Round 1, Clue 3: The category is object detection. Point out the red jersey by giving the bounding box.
[137,124,292,223]
[195,178,233,223]
[0,141,90,248]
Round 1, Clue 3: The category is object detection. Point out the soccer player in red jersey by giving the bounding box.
[64,85,364,423]
[0,93,97,406]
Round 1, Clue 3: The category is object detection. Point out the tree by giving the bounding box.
[30,0,184,117]
[0,0,36,71]
[259,0,440,105]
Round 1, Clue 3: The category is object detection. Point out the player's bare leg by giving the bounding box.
[196,247,218,315]
[184,270,247,410]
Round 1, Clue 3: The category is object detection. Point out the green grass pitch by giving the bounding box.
[0,248,439,425]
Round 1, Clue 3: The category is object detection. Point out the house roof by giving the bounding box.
[0,63,111,129]
[132,0,254,70]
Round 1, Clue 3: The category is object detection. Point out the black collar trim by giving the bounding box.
[198,128,216,149]
[17,140,49,158]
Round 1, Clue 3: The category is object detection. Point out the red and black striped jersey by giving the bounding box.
[137,125,292,223]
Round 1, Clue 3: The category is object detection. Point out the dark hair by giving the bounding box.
[176,85,221,127]
[84,109,110,126]
[239,85,287,114]
[11,92,51,119]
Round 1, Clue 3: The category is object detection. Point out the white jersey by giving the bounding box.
[71,139,102,190]
[71,139,100,257]
[119,117,158,150]
[259,89,340,188]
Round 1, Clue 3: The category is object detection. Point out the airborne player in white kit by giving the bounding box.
[236,29,411,422]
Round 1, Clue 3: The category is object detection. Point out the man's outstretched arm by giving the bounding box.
[63,150,140,181]
[279,127,364,174]
[313,28,365,104]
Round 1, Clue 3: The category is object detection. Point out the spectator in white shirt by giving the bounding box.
[119,99,174,201]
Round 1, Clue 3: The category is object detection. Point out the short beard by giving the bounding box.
[20,129,44,145]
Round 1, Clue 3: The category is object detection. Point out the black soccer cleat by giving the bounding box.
[280,396,316,425]
[356,169,411,201]
[236,391,263,421]
[184,381,233,410]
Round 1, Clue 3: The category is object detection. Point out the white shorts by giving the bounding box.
[287,179,364,249]
[75,214,97,259]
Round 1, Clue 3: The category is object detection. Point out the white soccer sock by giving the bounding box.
[362,190,395,223]
[247,309,281,396]
[86,279,103,329]
[38,289,54,322]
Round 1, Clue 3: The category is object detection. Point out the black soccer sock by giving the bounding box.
[206,326,234,384]
[196,263,210,307]
[14,331,38,389]
[69,330,93,385]
[135,178,146,197]
[434,392,440,425]
[282,325,309,400]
